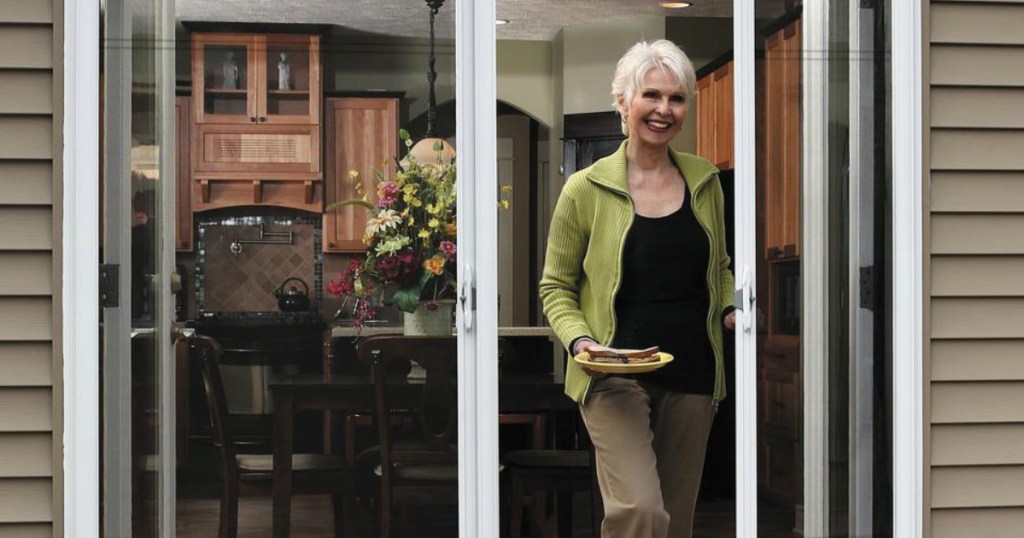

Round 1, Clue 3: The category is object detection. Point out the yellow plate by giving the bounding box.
[574,352,674,374]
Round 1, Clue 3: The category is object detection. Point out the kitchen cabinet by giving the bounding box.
[190,32,321,212]
[763,20,801,260]
[175,96,192,251]
[695,60,734,170]
[323,97,399,253]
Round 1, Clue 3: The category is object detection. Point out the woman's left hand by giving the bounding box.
[724,311,737,331]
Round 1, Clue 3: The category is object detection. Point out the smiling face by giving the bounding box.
[618,68,688,149]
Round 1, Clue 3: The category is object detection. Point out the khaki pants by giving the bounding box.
[580,376,715,538]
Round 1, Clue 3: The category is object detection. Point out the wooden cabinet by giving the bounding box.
[323,97,399,253]
[190,33,321,212]
[757,339,801,505]
[695,60,734,170]
[764,20,801,260]
[175,96,192,251]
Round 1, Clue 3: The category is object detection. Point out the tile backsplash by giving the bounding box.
[195,213,323,314]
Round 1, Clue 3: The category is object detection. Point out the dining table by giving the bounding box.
[268,371,575,537]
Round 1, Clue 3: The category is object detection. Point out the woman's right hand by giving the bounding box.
[574,339,608,379]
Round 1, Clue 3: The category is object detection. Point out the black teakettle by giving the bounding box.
[273,277,311,312]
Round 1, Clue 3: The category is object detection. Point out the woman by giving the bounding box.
[540,39,735,538]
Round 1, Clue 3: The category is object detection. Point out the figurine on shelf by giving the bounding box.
[277,52,291,90]
[221,51,239,89]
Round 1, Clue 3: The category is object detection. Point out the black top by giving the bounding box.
[612,194,716,394]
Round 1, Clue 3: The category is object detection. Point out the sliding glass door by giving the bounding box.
[735,0,893,536]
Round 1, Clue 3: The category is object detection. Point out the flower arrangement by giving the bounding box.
[326,130,459,326]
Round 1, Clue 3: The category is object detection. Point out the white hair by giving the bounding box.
[610,40,696,135]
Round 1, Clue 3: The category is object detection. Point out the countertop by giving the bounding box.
[329,324,555,338]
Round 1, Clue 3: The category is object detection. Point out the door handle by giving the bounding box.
[733,267,756,333]
[460,264,475,330]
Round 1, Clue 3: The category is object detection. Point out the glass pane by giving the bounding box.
[505,4,741,536]
[172,3,461,538]
[265,38,311,117]
[204,44,248,116]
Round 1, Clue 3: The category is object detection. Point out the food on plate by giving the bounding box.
[586,345,661,364]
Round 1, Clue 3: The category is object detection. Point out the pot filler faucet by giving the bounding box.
[229,224,294,257]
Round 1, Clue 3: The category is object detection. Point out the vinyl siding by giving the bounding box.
[0,0,61,535]
[929,1,1024,533]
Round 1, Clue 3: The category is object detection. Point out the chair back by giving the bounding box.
[193,335,240,483]
[356,335,458,487]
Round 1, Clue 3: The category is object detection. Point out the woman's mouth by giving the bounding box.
[645,119,673,131]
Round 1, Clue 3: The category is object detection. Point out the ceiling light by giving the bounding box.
[659,2,692,8]
[495,19,510,25]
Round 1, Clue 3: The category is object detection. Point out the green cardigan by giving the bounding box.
[540,141,734,403]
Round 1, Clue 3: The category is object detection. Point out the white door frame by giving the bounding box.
[802,1,831,535]
[455,0,500,536]
[63,0,101,534]
[61,0,922,536]
[891,1,925,536]
[848,2,876,535]
[732,1,758,536]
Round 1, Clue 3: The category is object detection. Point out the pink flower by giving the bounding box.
[376,181,399,208]
[440,240,457,260]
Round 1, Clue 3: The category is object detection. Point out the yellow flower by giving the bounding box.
[418,229,430,239]
[423,255,446,276]
[498,200,510,210]
[349,170,360,181]
[500,183,513,193]
[428,218,440,229]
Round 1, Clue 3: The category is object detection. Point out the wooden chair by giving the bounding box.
[193,335,356,538]
[356,335,460,538]
[503,412,601,538]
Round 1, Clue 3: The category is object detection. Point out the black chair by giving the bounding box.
[356,335,460,538]
[193,335,356,538]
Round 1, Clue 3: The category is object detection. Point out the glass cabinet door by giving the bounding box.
[260,35,320,124]
[194,35,257,124]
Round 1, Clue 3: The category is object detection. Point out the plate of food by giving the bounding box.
[574,345,674,374]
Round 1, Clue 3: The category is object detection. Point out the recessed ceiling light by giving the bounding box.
[495,19,510,25]
[659,1,692,8]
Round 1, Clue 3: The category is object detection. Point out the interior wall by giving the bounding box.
[561,16,666,115]
[497,40,554,128]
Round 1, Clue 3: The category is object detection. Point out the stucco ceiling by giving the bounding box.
[176,0,770,41]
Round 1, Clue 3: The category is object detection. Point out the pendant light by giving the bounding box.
[409,0,457,164]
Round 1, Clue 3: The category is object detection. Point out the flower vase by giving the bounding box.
[403,300,455,336]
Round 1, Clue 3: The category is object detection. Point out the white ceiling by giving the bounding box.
[176,0,756,41]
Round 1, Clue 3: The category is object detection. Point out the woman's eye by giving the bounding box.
[670,95,686,103]
[643,91,659,99]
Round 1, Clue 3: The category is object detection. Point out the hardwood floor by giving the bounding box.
[177,495,337,538]
[177,494,798,538]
